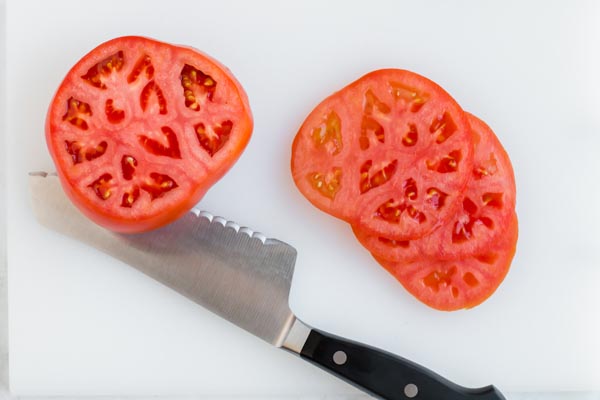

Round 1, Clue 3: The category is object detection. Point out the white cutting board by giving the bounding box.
[6,0,600,396]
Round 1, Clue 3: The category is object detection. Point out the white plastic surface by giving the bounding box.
[6,0,600,396]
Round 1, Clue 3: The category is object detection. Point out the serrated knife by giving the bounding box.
[29,172,505,400]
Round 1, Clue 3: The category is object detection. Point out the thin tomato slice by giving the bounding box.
[354,114,516,262]
[376,213,518,311]
[291,69,474,241]
[46,36,252,232]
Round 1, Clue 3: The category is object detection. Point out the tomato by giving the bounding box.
[46,36,252,233]
[291,69,517,310]
[353,114,517,263]
[291,69,474,241]
[376,214,518,311]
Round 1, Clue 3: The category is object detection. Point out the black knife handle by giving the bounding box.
[300,328,505,400]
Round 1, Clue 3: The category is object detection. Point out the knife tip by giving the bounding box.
[28,171,57,177]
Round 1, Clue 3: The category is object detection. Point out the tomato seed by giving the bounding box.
[311,111,343,155]
[180,64,217,111]
[81,51,124,90]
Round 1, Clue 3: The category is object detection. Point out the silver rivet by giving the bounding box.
[404,383,418,398]
[332,350,347,365]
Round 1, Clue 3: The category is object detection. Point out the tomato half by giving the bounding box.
[376,214,518,311]
[291,69,474,240]
[46,36,253,233]
[354,114,517,262]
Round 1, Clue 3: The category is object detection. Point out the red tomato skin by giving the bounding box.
[46,36,253,233]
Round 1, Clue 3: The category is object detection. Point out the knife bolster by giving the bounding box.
[282,318,312,354]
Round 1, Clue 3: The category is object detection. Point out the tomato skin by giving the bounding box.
[46,36,253,233]
[291,69,474,241]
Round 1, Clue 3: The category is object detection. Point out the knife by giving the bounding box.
[29,172,505,400]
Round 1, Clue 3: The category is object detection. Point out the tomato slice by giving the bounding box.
[46,36,253,233]
[353,114,517,262]
[375,214,518,311]
[291,69,474,240]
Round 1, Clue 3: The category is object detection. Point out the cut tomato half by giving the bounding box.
[376,213,518,311]
[354,113,516,262]
[46,36,253,232]
[291,69,474,241]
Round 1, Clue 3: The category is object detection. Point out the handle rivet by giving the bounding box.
[332,350,347,365]
[404,383,418,398]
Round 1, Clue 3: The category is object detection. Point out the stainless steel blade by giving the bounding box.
[29,172,298,347]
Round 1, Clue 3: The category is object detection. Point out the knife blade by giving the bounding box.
[29,172,506,400]
[29,171,297,346]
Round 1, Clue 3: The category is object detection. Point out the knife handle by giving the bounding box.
[299,328,505,400]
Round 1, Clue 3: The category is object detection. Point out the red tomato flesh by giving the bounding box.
[353,114,517,263]
[376,214,518,311]
[46,36,253,232]
[291,69,474,241]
